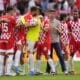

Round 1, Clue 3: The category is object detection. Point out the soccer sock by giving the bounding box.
[48,58,55,72]
[64,61,68,72]
[13,50,21,67]
[35,59,41,72]
[55,61,60,68]
[28,53,34,72]
[21,64,25,72]
[0,55,4,75]
[70,57,74,71]
[6,55,13,74]
[55,61,60,72]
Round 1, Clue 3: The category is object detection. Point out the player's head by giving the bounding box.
[0,10,4,16]
[48,9,56,19]
[60,13,68,21]
[30,6,38,17]
[73,10,79,20]
[44,9,49,16]
[36,7,42,15]
[6,6,14,16]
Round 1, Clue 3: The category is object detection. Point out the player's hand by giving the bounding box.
[52,27,62,33]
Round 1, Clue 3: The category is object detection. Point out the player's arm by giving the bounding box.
[25,22,38,28]
[41,23,49,32]
[52,26,62,34]
[67,22,72,34]
[26,18,38,28]
[17,16,38,28]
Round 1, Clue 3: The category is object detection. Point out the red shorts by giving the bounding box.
[69,35,78,54]
[36,42,50,56]
[16,34,26,45]
[76,41,80,52]
[60,41,67,54]
[0,39,15,53]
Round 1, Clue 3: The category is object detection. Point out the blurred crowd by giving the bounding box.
[0,0,80,15]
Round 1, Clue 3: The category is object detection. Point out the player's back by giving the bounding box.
[0,15,16,40]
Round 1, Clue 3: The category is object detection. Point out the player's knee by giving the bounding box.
[17,44,22,51]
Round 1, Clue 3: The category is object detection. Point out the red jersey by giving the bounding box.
[68,19,80,42]
[36,17,51,56]
[60,21,69,46]
[0,15,16,50]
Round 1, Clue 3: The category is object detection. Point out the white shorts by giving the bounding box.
[26,41,36,53]
[0,48,14,54]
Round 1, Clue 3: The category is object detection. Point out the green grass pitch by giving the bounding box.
[0,62,80,80]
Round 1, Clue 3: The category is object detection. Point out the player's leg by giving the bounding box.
[35,43,41,74]
[19,51,26,75]
[0,53,4,76]
[69,39,77,74]
[46,43,53,73]
[69,53,75,74]
[44,43,55,74]
[27,41,35,75]
[0,43,6,76]
[35,54,42,75]
[63,53,69,73]
[12,43,22,73]
[5,48,16,76]
[46,51,55,74]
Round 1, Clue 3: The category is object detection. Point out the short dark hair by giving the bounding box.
[6,6,13,13]
[60,13,67,21]
[0,10,3,16]
[48,9,56,12]
[30,6,38,12]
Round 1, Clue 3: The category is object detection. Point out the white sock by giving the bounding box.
[0,55,4,75]
[21,64,25,73]
[14,50,21,67]
[64,61,68,72]
[48,58,55,72]
[70,57,74,71]
[28,53,34,72]
[55,61,60,68]
[55,61,60,72]
[6,55,13,74]
[35,60,41,72]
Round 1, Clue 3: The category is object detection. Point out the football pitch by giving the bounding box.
[0,62,80,80]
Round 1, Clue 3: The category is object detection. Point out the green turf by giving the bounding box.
[0,62,80,80]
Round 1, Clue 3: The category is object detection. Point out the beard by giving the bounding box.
[33,14,37,17]
[74,17,78,21]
